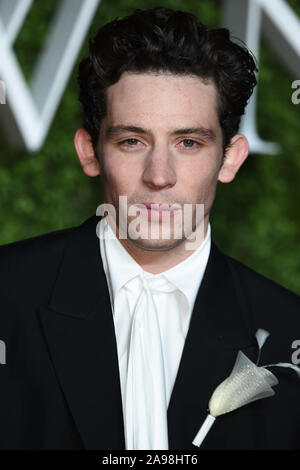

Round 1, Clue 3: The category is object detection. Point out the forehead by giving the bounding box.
[104,72,219,130]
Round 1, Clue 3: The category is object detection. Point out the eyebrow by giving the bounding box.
[105,125,216,141]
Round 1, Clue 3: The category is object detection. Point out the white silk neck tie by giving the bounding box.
[124,272,177,450]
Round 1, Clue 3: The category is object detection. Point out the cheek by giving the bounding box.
[178,155,221,207]
[103,154,139,193]
[181,155,221,193]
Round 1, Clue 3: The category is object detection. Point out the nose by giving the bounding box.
[142,146,177,190]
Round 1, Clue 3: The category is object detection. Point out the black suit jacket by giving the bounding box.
[0,214,300,450]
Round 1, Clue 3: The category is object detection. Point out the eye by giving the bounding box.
[179,139,201,149]
[119,138,140,147]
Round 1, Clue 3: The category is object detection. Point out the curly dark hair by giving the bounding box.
[77,6,257,153]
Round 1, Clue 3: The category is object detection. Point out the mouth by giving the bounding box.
[133,202,182,221]
[136,202,181,211]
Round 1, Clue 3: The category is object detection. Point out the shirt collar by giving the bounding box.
[155,224,211,310]
[99,216,211,312]
[99,217,143,307]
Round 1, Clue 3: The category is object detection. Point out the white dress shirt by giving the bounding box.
[98,215,211,447]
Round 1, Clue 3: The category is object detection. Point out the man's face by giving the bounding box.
[97,72,224,251]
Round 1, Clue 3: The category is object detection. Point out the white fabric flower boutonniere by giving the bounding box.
[192,329,300,448]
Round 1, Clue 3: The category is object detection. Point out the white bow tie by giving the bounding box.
[124,272,177,450]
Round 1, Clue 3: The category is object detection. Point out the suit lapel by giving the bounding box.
[167,242,257,449]
[39,215,125,450]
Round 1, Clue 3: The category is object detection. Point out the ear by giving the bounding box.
[74,128,101,177]
[218,134,249,183]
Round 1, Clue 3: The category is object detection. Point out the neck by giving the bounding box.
[108,215,210,274]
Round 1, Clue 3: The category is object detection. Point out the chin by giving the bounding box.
[129,236,185,252]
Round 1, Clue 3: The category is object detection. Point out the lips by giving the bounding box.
[132,202,182,222]
[139,202,181,211]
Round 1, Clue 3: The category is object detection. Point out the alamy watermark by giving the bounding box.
[291,339,300,366]
[291,80,300,105]
[0,80,6,104]
[0,339,6,364]
[96,196,205,251]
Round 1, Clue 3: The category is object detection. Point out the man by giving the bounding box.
[1,7,300,450]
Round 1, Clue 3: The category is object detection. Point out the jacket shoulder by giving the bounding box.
[0,225,73,274]
[226,253,300,301]
[223,250,300,330]
[0,215,97,285]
